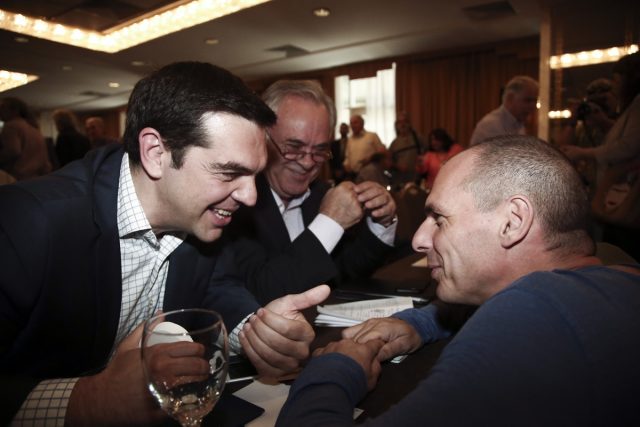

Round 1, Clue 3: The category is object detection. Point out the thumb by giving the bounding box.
[121,310,163,352]
[269,284,330,314]
[119,321,147,352]
[287,284,331,311]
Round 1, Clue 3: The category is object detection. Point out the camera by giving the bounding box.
[575,101,592,121]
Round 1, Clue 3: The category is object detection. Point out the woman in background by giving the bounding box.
[416,128,463,190]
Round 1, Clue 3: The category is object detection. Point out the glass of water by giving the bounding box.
[141,308,229,427]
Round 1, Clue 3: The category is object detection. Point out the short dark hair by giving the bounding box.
[462,135,594,254]
[429,128,455,152]
[123,61,276,167]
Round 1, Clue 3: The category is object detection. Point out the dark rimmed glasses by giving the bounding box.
[267,133,333,163]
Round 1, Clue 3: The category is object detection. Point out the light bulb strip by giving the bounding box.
[0,69,38,92]
[549,44,639,69]
[0,0,271,53]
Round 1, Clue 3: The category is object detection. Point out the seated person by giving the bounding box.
[0,62,330,426]
[276,135,640,426]
[222,80,398,304]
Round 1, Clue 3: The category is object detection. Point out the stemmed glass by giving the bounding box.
[141,309,229,427]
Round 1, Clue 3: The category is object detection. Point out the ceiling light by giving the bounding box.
[131,60,146,67]
[204,38,219,45]
[0,0,272,53]
[61,65,73,71]
[550,44,639,69]
[313,7,331,18]
[108,82,120,88]
[0,69,38,93]
[14,36,28,43]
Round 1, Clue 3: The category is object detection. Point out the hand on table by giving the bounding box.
[354,181,397,227]
[343,317,422,361]
[240,284,331,378]
[66,322,167,426]
[313,339,385,390]
[319,181,364,229]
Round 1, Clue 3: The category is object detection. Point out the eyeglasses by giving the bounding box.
[267,133,332,163]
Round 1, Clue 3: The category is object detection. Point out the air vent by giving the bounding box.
[80,90,109,97]
[463,1,516,21]
[267,44,309,58]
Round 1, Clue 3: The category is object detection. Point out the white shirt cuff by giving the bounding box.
[308,214,344,253]
[366,216,397,246]
[229,312,254,355]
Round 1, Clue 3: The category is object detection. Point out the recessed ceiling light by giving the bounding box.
[15,36,29,43]
[204,38,219,45]
[131,60,146,67]
[313,7,330,18]
[61,65,73,71]
[108,82,120,88]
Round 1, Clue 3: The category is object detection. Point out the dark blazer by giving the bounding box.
[0,145,259,423]
[224,174,393,304]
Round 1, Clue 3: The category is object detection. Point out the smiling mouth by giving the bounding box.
[212,208,232,218]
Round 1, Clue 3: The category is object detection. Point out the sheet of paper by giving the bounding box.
[233,380,290,427]
[411,256,429,267]
[233,380,364,426]
[315,297,414,327]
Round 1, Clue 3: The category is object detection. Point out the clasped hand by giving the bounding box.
[320,181,397,229]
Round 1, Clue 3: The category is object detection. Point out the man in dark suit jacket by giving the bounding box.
[222,80,398,305]
[0,62,329,426]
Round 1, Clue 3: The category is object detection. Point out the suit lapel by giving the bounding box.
[87,146,125,359]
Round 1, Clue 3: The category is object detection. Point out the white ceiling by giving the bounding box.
[1,0,543,112]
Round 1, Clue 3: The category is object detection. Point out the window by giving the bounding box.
[334,63,396,145]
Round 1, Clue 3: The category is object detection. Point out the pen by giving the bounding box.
[333,289,430,305]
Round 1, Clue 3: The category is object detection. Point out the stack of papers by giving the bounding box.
[315,296,414,327]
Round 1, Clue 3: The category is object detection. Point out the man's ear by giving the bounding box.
[138,127,165,179]
[499,195,534,248]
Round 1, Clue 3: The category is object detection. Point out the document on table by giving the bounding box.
[233,379,364,426]
[315,296,414,327]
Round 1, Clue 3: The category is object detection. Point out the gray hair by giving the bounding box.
[461,135,594,254]
[501,75,539,104]
[262,80,336,137]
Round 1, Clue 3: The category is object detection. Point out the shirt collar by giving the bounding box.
[270,187,311,214]
[117,153,153,238]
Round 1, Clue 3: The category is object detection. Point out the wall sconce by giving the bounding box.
[550,44,639,69]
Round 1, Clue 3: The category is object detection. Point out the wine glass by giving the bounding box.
[141,309,229,427]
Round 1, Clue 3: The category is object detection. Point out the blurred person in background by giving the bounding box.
[469,75,539,146]
[343,114,387,178]
[85,116,119,148]
[563,52,640,260]
[0,97,51,180]
[389,112,425,187]
[53,108,90,166]
[557,78,618,194]
[416,128,464,191]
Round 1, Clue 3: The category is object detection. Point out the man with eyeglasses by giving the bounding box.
[221,80,398,304]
